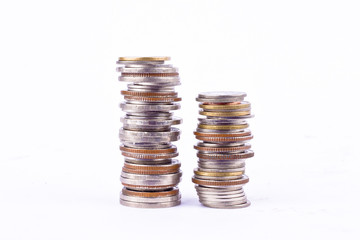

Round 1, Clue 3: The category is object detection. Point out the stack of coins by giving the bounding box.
[116,57,182,208]
[192,91,254,208]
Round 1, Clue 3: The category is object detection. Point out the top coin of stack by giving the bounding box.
[116,57,182,208]
[192,91,254,208]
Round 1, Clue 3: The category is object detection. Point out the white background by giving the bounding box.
[1,0,360,239]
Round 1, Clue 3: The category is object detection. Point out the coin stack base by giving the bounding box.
[192,91,254,208]
[117,56,182,208]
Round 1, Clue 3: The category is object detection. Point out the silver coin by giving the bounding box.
[198,91,247,99]
[121,152,179,160]
[200,200,250,209]
[120,176,181,186]
[120,199,181,208]
[120,103,180,112]
[127,81,181,87]
[126,112,173,117]
[123,64,174,68]
[116,60,165,65]
[119,76,180,83]
[205,115,254,120]
[120,193,181,203]
[124,159,180,168]
[117,67,178,73]
[122,142,172,149]
[198,194,246,201]
[195,185,244,192]
[195,187,244,195]
[121,171,182,180]
[127,84,175,92]
[197,163,246,170]
[121,116,181,127]
[196,91,246,103]
[119,128,180,142]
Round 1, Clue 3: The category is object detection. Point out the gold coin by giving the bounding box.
[119,56,170,61]
[198,124,249,130]
[200,102,250,110]
[200,111,251,117]
[194,169,244,177]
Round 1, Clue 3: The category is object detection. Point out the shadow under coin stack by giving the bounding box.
[116,57,182,208]
[192,91,254,208]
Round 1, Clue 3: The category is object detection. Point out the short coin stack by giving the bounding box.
[192,91,254,208]
[116,56,182,208]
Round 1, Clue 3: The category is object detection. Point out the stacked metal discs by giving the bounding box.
[116,56,182,208]
[192,91,254,208]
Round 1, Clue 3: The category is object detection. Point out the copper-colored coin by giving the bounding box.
[122,167,179,175]
[119,56,171,61]
[197,150,254,160]
[123,160,181,171]
[192,176,249,186]
[121,151,179,159]
[194,143,251,152]
[195,135,253,142]
[121,72,179,77]
[200,111,251,117]
[200,102,250,110]
[121,90,177,97]
[120,145,177,154]
[124,96,182,102]
[194,129,251,137]
[122,187,179,198]
[194,169,244,177]
[198,124,249,130]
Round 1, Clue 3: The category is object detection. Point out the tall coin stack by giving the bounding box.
[192,92,254,208]
[116,57,182,208]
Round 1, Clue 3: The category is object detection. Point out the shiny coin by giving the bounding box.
[120,199,181,208]
[127,84,175,92]
[117,66,177,73]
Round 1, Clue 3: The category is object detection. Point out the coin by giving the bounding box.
[120,199,181,208]
[119,56,171,61]
[200,101,251,110]
[122,187,179,198]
